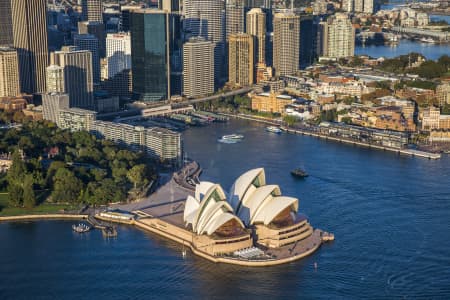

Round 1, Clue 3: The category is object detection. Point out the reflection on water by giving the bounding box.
[356,40,450,60]
[1,119,450,298]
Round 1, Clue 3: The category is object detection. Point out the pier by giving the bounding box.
[220,113,441,160]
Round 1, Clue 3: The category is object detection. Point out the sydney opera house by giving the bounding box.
[182,168,325,262]
[107,164,331,266]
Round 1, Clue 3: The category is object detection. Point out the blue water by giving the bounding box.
[1,119,450,299]
[356,40,450,60]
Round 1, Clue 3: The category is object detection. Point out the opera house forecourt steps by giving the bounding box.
[97,163,334,266]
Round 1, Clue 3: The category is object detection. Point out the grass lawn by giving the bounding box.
[0,193,77,217]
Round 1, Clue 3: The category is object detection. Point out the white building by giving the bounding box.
[106,32,131,79]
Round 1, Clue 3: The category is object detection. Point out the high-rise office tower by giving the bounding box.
[74,34,100,84]
[273,12,299,77]
[46,65,65,93]
[354,0,363,13]
[184,0,225,86]
[226,0,245,40]
[0,47,20,97]
[182,37,214,98]
[11,0,49,94]
[79,21,106,58]
[228,33,254,87]
[106,33,132,79]
[299,15,317,69]
[81,0,103,23]
[342,0,354,12]
[363,0,374,14]
[245,0,271,8]
[159,0,181,12]
[131,9,182,102]
[0,0,13,46]
[319,13,354,59]
[51,46,94,110]
[246,8,266,64]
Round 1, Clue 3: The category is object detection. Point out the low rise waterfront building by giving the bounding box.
[251,92,292,114]
[319,122,409,148]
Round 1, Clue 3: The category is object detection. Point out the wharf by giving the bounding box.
[220,113,441,160]
[281,127,441,159]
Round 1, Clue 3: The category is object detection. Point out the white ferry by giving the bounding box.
[221,134,244,140]
[266,126,282,134]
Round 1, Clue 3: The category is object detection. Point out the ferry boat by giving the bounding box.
[291,168,308,178]
[266,126,282,134]
[221,134,244,140]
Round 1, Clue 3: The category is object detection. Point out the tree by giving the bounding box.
[51,168,83,203]
[23,174,36,208]
[127,164,148,189]
[6,150,26,207]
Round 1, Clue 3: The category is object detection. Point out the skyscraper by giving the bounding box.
[299,15,318,69]
[226,0,245,40]
[46,65,65,93]
[184,0,225,86]
[319,13,354,59]
[0,47,20,97]
[74,34,100,84]
[51,46,94,110]
[159,0,181,12]
[0,0,13,46]
[228,33,254,87]
[182,37,214,98]
[273,12,300,77]
[106,33,132,79]
[246,8,266,64]
[82,0,103,23]
[79,21,106,58]
[131,9,182,102]
[11,0,49,94]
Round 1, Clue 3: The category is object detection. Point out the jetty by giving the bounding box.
[219,113,441,160]
[87,215,117,237]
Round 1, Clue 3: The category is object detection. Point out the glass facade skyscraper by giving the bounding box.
[131,10,181,102]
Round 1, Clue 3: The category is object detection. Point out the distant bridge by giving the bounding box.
[391,26,449,41]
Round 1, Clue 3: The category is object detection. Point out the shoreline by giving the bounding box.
[220,113,441,160]
[97,214,325,267]
[0,214,87,222]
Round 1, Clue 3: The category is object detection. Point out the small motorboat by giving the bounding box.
[291,168,308,178]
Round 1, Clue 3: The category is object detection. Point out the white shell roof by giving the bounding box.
[228,168,266,211]
[237,185,281,224]
[195,181,215,201]
[252,196,299,225]
[186,182,244,235]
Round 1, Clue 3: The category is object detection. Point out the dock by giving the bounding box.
[281,127,441,160]
[87,215,118,237]
[219,113,441,160]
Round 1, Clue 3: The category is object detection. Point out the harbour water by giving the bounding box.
[355,40,450,60]
[1,119,450,299]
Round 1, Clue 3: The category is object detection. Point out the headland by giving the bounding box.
[97,162,334,267]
